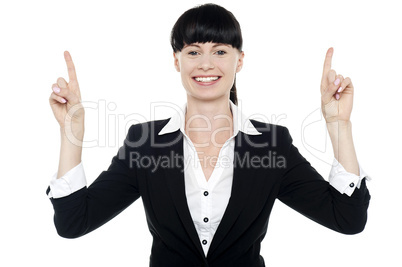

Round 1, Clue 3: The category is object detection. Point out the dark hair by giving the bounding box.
[170,3,243,105]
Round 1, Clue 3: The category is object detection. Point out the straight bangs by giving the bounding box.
[171,4,243,52]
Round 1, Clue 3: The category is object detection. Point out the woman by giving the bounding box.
[47,4,370,267]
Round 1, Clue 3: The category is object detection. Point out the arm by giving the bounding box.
[327,120,358,175]
[277,126,370,234]
[57,125,84,178]
[326,120,371,196]
[277,48,371,234]
[47,51,140,238]
[49,125,141,238]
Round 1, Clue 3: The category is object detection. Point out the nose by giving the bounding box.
[198,55,215,71]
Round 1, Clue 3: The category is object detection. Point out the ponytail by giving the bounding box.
[230,77,238,105]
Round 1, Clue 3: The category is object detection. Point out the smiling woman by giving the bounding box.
[171,3,243,105]
[47,3,370,267]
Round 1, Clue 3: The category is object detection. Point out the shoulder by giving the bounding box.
[121,118,174,151]
[249,119,291,138]
[127,118,172,136]
[246,119,294,151]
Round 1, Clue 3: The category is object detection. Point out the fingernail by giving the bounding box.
[335,93,340,100]
[337,87,343,93]
[61,98,67,103]
[334,79,340,86]
[53,87,60,93]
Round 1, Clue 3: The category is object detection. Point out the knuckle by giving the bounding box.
[49,93,58,101]
[57,77,67,86]
[69,80,78,87]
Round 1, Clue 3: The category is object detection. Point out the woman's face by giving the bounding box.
[174,42,244,102]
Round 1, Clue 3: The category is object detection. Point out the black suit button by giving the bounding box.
[202,240,207,245]
[349,183,355,188]
[203,217,209,223]
[204,191,209,196]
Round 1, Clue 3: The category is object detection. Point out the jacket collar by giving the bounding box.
[157,99,262,136]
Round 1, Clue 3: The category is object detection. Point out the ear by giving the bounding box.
[173,52,180,72]
[236,51,245,73]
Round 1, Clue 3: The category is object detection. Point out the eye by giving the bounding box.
[216,50,226,56]
[188,51,199,56]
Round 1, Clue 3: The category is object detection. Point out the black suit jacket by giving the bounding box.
[47,118,370,267]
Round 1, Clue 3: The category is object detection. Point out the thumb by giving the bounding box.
[55,77,81,105]
[57,77,68,88]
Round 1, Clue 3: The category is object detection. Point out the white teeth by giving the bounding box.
[195,76,219,82]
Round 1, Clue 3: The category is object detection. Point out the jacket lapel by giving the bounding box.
[156,129,206,259]
[207,131,259,259]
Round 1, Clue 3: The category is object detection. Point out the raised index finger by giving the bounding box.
[321,47,333,82]
[64,51,78,82]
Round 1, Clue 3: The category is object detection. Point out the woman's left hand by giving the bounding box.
[320,47,354,123]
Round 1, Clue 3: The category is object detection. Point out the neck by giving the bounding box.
[184,96,234,141]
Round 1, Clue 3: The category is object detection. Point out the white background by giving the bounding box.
[1,0,401,266]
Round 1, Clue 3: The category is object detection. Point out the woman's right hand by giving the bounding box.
[49,51,84,136]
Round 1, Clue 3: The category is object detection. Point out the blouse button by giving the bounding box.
[204,191,209,196]
[349,183,355,188]
[203,217,209,223]
[202,240,207,245]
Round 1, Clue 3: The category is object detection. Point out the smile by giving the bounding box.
[193,76,221,82]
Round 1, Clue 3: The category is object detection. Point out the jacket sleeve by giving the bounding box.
[277,126,370,234]
[47,125,141,238]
